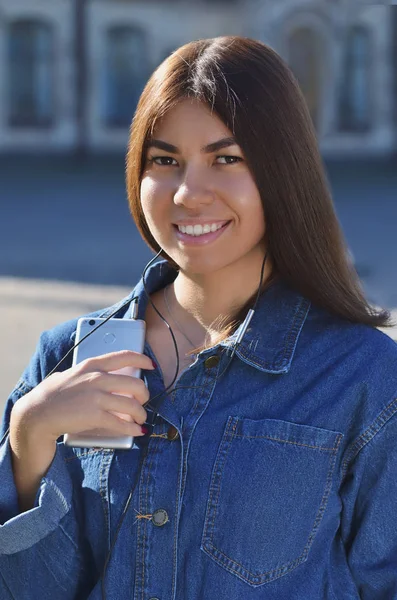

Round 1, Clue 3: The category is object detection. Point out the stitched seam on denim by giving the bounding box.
[232,434,339,452]
[236,352,287,372]
[142,439,154,600]
[162,381,223,399]
[173,384,207,391]
[14,378,33,395]
[184,369,211,433]
[237,299,310,372]
[244,297,307,370]
[329,583,339,600]
[175,364,219,599]
[0,569,16,599]
[204,540,306,584]
[183,363,218,498]
[202,417,230,544]
[341,397,397,478]
[141,444,151,600]
[301,433,342,555]
[171,432,184,600]
[141,436,158,600]
[64,448,112,462]
[206,418,238,547]
[181,360,219,488]
[204,434,340,584]
[99,451,114,550]
[169,383,210,404]
[42,477,69,511]
[177,364,215,563]
[58,518,79,551]
[280,298,309,365]
[36,544,70,592]
[203,428,342,584]
[135,441,151,600]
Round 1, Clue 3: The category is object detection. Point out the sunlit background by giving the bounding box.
[1,0,396,406]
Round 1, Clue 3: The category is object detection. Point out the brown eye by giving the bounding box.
[151,156,177,166]
[216,156,243,165]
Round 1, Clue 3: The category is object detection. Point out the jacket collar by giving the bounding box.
[103,259,311,375]
[230,280,311,374]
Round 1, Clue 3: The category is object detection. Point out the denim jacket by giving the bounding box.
[1,259,397,600]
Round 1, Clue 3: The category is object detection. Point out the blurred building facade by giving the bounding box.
[0,0,395,157]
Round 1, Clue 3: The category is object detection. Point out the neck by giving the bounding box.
[170,250,272,345]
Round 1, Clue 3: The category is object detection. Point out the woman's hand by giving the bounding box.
[9,350,155,512]
[11,350,155,443]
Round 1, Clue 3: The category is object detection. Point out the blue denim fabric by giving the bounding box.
[1,259,397,599]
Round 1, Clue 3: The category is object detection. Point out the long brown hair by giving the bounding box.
[126,35,391,330]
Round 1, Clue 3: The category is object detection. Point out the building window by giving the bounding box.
[103,26,148,128]
[8,20,55,127]
[287,27,324,131]
[338,26,371,132]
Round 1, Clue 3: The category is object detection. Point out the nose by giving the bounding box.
[173,166,214,209]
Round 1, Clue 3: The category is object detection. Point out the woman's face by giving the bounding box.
[140,99,266,275]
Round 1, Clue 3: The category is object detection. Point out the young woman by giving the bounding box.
[1,36,396,600]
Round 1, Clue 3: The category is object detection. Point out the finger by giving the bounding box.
[98,393,147,425]
[97,373,150,405]
[79,411,146,438]
[81,372,150,405]
[79,350,155,374]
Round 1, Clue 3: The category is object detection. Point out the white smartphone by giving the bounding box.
[64,316,146,449]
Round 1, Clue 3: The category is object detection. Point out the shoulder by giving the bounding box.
[302,302,397,419]
[304,302,397,362]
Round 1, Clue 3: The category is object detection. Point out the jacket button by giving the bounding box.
[151,509,169,527]
[167,425,179,441]
[204,355,220,369]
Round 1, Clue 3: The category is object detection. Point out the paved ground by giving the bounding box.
[1,156,396,413]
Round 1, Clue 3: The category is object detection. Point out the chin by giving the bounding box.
[170,253,230,276]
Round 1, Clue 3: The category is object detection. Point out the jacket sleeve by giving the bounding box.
[0,332,96,600]
[339,398,397,599]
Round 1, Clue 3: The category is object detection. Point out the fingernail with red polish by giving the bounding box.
[151,360,157,369]
[141,426,149,435]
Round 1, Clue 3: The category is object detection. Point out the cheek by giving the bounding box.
[140,177,157,211]
[139,177,169,229]
[232,183,265,235]
[139,178,175,250]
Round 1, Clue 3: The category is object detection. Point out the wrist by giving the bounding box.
[10,405,56,466]
[10,394,56,445]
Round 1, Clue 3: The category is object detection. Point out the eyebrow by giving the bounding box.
[146,136,239,154]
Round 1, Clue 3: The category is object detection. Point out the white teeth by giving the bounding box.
[193,224,202,235]
[177,222,226,236]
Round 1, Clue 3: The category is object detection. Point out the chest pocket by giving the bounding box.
[201,416,342,587]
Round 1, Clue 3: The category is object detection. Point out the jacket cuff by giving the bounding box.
[0,436,72,555]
